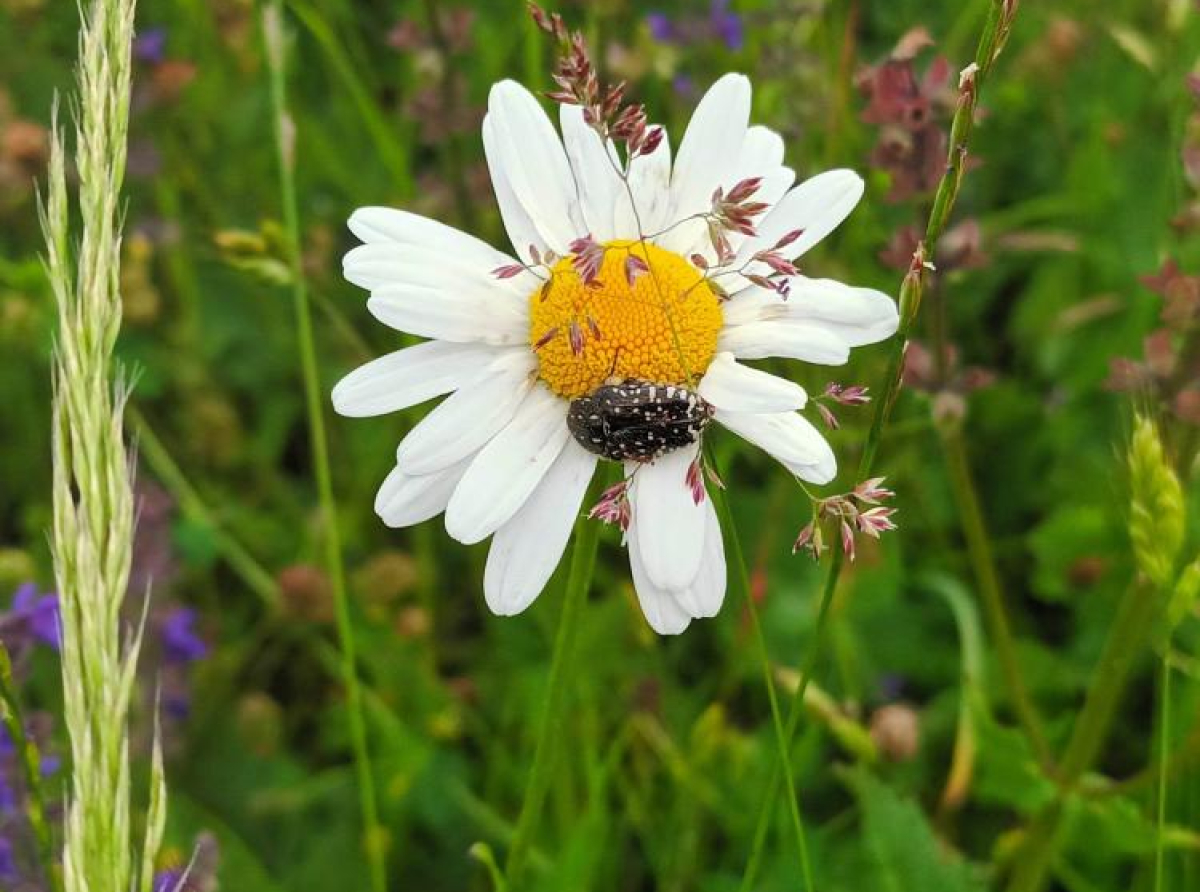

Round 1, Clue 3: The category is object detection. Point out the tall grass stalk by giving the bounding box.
[40,0,167,889]
[1006,416,1183,892]
[1155,655,1171,892]
[504,482,603,886]
[711,484,815,892]
[260,6,387,891]
[740,3,1023,884]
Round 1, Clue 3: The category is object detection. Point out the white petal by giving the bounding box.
[484,440,598,616]
[343,242,537,299]
[721,287,773,326]
[367,283,528,346]
[733,125,786,181]
[733,169,864,267]
[631,443,706,591]
[670,73,752,222]
[698,352,807,413]
[483,115,546,265]
[719,278,898,359]
[483,81,585,259]
[672,497,726,619]
[560,104,621,242]
[374,457,472,527]
[332,341,504,418]
[445,384,570,545]
[715,409,836,484]
[396,350,537,475]
[658,151,794,260]
[628,523,693,635]
[348,207,513,271]
[778,278,899,347]
[718,319,851,364]
[616,124,673,236]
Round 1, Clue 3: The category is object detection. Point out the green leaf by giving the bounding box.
[843,767,989,892]
[1028,504,1121,604]
[1071,792,1200,858]
[971,709,1056,814]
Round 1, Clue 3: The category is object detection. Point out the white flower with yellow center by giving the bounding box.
[332,73,898,634]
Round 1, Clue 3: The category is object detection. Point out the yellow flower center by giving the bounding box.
[528,240,723,399]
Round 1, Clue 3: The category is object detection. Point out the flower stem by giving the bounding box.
[711,482,815,892]
[938,420,1050,763]
[739,2,1023,881]
[1004,579,1162,892]
[1155,653,1171,892]
[129,405,281,609]
[739,549,840,892]
[262,7,387,891]
[505,479,604,885]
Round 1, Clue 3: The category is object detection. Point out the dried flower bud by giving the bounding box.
[686,455,706,506]
[590,479,632,531]
[624,252,649,286]
[533,325,559,351]
[853,477,895,504]
[492,262,526,279]
[870,703,921,762]
[277,563,334,623]
[568,319,585,356]
[815,401,839,430]
[825,382,871,406]
[569,235,606,285]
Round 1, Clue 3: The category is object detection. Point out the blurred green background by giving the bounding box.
[3,0,1200,890]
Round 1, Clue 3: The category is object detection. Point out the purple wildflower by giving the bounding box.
[672,74,696,99]
[710,0,744,51]
[0,836,16,883]
[161,608,207,665]
[646,1,743,51]
[151,833,220,892]
[7,583,60,650]
[154,867,185,892]
[646,13,675,43]
[134,27,167,64]
[0,729,15,817]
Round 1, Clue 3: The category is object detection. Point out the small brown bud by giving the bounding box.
[870,703,921,762]
[277,563,334,623]
[395,605,431,638]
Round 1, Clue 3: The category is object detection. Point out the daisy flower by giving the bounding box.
[332,67,898,634]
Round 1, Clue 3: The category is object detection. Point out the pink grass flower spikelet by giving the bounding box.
[793,477,899,561]
[331,4,900,634]
[589,479,632,532]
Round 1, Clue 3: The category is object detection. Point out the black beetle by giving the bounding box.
[566,378,712,463]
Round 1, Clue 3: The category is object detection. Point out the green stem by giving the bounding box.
[775,669,879,764]
[284,0,412,195]
[928,573,987,814]
[739,549,840,892]
[1156,654,1171,892]
[938,421,1050,763]
[740,4,1023,881]
[1005,579,1161,892]
[262,8,387,891]
[505,485,603,885]
[130,405,280,608]
[712,483,815,892]
[0,645,62,892]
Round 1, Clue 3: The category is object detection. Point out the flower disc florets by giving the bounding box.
[529,240,723,398]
